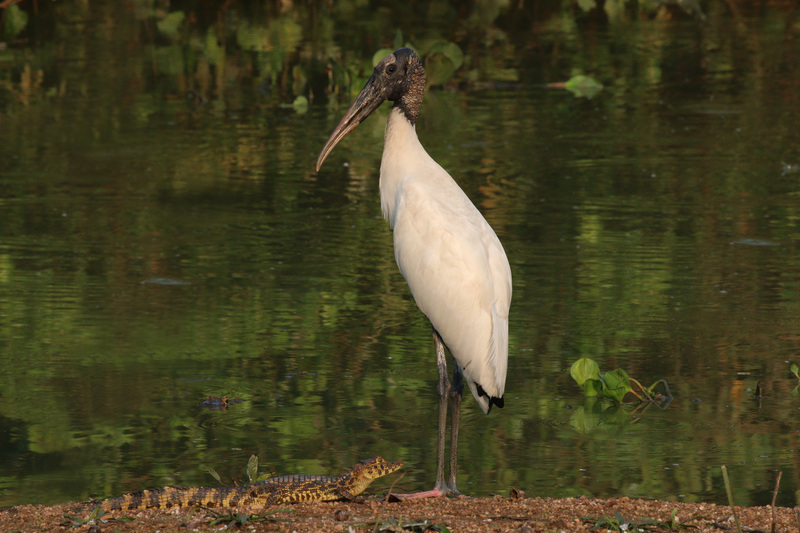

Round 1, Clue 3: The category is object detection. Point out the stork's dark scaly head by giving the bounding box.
[315,48,425,172]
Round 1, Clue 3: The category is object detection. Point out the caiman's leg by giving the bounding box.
[335,487,357,501]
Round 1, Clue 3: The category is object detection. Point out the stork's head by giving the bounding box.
[315,48,425,172]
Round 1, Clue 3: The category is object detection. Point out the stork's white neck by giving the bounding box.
[379,108,427,227]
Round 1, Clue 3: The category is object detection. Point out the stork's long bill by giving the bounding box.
[315,80,384,171]
[315,48,424,172]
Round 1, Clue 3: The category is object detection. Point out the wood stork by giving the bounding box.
[315,48,511,496]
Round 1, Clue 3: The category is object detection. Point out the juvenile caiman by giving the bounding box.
[99,456,402,510]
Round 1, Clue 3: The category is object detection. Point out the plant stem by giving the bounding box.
[721,465,743,533]
[628,378,650,401]
[771,471,782,533]
[655,379,673,400]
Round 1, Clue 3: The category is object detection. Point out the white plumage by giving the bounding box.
[380,108,511,413]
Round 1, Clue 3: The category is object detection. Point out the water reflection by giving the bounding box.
[1,0,800,511]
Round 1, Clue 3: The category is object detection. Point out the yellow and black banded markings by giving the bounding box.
[99,456,403,511]
[251,475,343,503]
[101,486,247,510]
[254,474,336,486]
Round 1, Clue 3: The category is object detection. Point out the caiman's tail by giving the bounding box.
[101,486,245,511]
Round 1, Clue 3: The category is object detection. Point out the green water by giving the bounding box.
[2,0,800,508]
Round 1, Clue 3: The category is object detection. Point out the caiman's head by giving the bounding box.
[352,456,404,480]
[337,456,403,498]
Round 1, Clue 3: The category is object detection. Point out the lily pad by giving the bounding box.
[564,75,604,99]
[156,11,185,40]
[3,4,28,40]
[292,95,308,114]
[570,357,600,386]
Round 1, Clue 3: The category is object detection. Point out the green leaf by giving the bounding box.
[236,24,270,52]
[246,454,259,483]
[569,407,600,432]
[428,41,463,71]
[601,387,627,403]
[570,358,600,386]
[156,11,185,40]
[790,362,799,377]
[582,378,602,397]
[202,464,222,484]
[87,505,104,522]
[372,48,394,67]
[423,41,464,86]
[4,4,28,40]
[563,75,604,99]
[153,45,185,76]
[601,369,631,403]
[603,368,631,391]
[205,28,224,66]
[292,95,308,114]
[392,29,404,50]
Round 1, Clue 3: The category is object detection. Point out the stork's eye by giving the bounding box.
[387,64,397,74]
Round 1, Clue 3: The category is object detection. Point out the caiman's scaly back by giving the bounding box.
[100,456,403,511]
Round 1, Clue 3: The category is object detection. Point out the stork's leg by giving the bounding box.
[448,361,464,494]
[433,329,451,494]
[389,330,451,500]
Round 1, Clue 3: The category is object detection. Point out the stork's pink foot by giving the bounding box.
[390,487,447,500]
